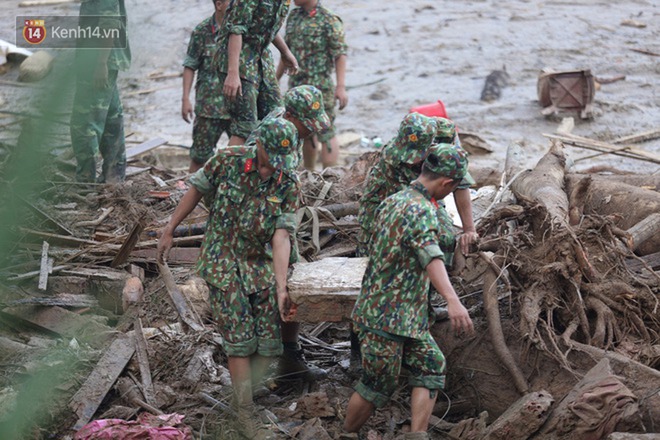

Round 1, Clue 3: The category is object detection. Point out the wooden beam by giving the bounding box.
[133,318,156,405]
[544,133,660,164]
[126,138,167,159]
[157,262,204,331]
[111,219,144,268]
[69,336,135,430]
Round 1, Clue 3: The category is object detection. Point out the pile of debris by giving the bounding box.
[0,122,659,439]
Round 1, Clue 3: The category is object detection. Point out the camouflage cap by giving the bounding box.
[423,143,474,185]
[386,112,437,164]
[433,117,456,143]
[284,85,331,134]
[254,118,299,171]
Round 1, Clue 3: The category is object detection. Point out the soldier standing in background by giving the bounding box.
[182,0,231,173]
[277,0,348,169]
[70,0,131,183]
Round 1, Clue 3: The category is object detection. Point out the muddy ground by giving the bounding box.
[1,0,659,172]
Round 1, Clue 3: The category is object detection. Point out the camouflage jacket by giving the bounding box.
[284,3,347,92]
[183,15,228,119]
[357,149,418,253]
[189,145,299,293]
[352,181,455,339]
[215,0,291,84]
[77,0,131,72]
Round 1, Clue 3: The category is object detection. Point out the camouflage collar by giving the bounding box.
[410,180,433,202]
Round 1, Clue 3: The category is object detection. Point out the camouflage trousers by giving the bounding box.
[208,280,283,357]
[354,325,446,408]
[289,76,336,142]
[219,68,282,139]
[190,116,231,165]
[70,69,126,183]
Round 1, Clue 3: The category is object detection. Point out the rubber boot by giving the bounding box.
[278,342,327,381]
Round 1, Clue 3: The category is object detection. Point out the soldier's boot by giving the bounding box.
[233,401,275,440]
[404,432,429,440]
[278,343,327,382]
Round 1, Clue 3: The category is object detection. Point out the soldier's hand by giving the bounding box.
[182,99,193,123]
[157,229,174,264]
[277,287,297,322]
[335,85,348,110]
[281,52,299,76]
[447,299,474,336]
[223,72,242,101]
[459,231,479,256]
[93,65,109,89]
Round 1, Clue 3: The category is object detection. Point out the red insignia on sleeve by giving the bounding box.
[244,158,253,173]
[277,169,283,184]
[430,198,439,208]
[309,8,317,17]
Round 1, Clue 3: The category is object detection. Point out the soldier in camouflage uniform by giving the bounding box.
[217,0,299,145]
[432,117,479,255]
[277,0,348,169]
[356,112,438,257]
[247,85,331,168]
[182,0,231,172]
[70,0,131,183]
[246,84,331,381]
[343,145,475,440]
[158,118,300,440]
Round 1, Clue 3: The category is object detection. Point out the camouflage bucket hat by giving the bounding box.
[284,85,331,134]
[388,113,437,164]
[255,118,299,171]
[433,117,456,143]
[424,143,474,184]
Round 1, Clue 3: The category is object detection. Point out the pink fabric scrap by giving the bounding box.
[74,413,193,440]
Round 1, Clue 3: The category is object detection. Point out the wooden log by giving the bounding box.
[5,294,98,308]
[287,257,367,322]
[69,336,135,430]
[625,213,660,252]
[131,247,200,264]
[319,201,359,219]
[157,262,204,331]
[511,141,569,229]
[481,390,554,440]
[566,174,660,191]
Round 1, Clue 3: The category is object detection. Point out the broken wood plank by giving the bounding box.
[133,318,156,406]
[19,0,75,6]
[315,243,357,259]
[72,207,114,228]
[5,294,98,308]
[157,262,204,331]
[38,241,52,290]
[318,201,359,219]
[288,257,367,322]
[626,213,660,252]
[69,336,135,430]
[20,228,101,247]
[126,166,151,177]
[544,133,660,164]
[60,267,129,282]
[125,137,167,159]
[0,310,61,337]
[111,219,145,268]
[7,264,69,282]
[131,247,200,264]
[3,306,114,346]
[19,196,74,236]
[610,128,660,145]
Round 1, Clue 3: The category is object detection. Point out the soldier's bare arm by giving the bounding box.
[454,188,478,255]
[272,228,294,321]
[181,67,195,123]
[426,258,474,335]
[335,54,348,110]
[157,187,203,263]
[223,33,243,100]
[272,35,299,75]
